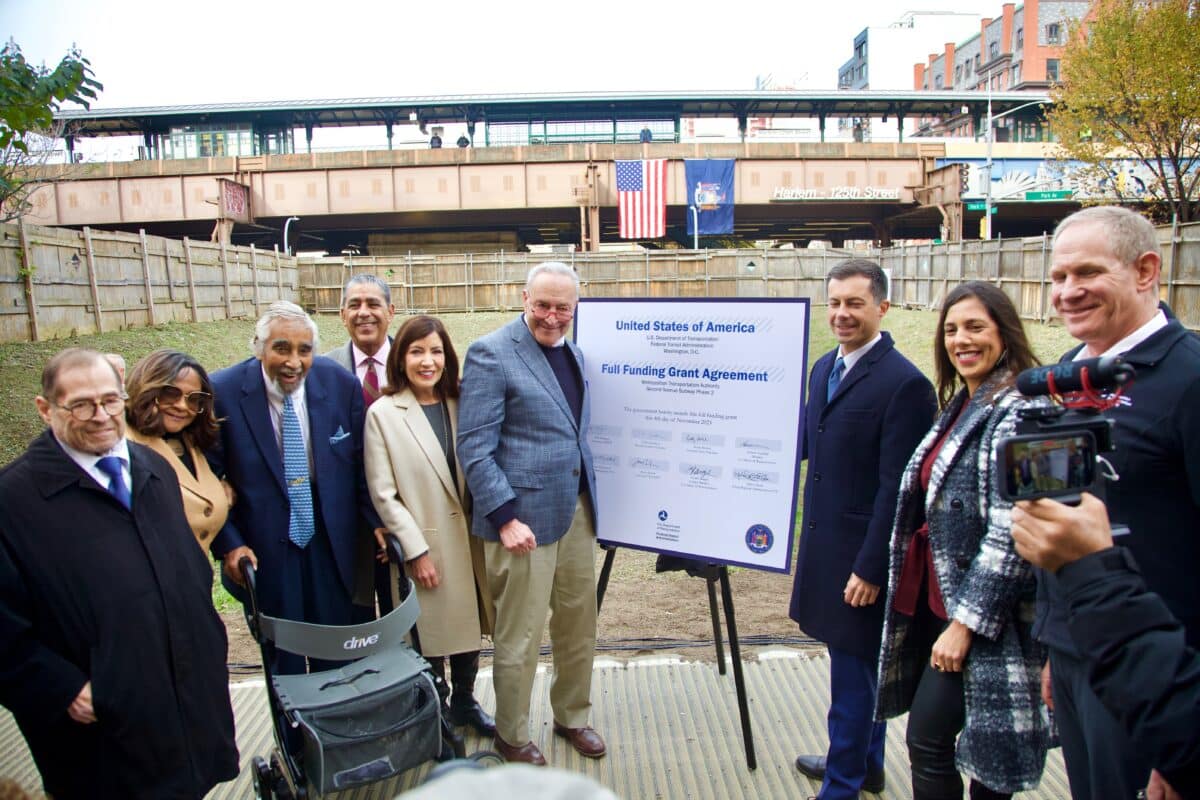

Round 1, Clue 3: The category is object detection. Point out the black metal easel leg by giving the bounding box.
[718,566,757,770]
[707,578,726,676]
[596,546,617,613]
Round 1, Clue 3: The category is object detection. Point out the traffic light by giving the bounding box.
[959,164,971,196]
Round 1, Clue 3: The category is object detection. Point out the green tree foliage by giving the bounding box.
[1,41,101,151]
[1049,0,1200,222]
[0,41,102,221]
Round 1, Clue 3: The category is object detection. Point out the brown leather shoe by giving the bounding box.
[493,734,546,766]
[552,722,607,758]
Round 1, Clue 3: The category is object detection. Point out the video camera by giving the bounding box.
[996,356,1135,506]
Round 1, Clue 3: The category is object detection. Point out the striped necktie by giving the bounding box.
[282,394,315,547]
[362,356,381,407]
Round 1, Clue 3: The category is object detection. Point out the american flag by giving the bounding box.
[616,159,668,239]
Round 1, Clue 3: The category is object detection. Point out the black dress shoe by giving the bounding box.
[794,754,885,794]
[447,696,497,737]
[795,754,827,780]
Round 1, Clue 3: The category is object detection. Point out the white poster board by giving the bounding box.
[575,298,809,573]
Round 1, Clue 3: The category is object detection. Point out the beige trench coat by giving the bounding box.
[127,429,230,553]
[364,389,494,656]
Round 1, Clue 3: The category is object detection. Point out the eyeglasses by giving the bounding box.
[530,301,575,320]
[55,394,127,421]
[155,386,211,413]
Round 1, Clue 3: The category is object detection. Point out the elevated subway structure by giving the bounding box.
[44,90,1060,252]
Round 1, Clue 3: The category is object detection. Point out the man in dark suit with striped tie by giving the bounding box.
[324,273,396,618]
[789,259,936,799]
[211,301,381,673]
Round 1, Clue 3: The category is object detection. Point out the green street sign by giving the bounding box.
[965,202,997,213]
[1025,189,1074,201]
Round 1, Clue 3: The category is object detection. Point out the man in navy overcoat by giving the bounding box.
[789,259,936,799]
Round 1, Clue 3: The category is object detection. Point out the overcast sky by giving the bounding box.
[4,0,1006,108]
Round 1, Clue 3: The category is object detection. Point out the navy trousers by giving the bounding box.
[273,525,355,675]
[823,646,886,800]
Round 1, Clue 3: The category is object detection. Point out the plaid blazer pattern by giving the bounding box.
[876,373,1053,792]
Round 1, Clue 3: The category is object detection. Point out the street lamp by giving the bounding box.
[283,216,300,255]
[983,88,1047,239]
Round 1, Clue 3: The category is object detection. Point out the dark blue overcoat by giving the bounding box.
[788,331,935,660]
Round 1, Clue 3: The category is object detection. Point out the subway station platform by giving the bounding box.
[0,649,1070,799]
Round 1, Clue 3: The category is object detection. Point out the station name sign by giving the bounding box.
[772,186,902,201]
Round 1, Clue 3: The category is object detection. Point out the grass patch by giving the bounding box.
[1,306,1078,610]
[0,306,1078,469]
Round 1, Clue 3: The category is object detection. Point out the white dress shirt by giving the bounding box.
[352,339,391,388]
[838,332,883,379]
[59,436,133,495]
[261,366,312,470]
[1075,309,1168,359]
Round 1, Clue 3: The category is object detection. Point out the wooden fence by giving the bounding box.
[0,221,299,342]
[879,220,1200,330]
[298,222,1200,333]
[297,249,851,314]
[5,219,1196,343]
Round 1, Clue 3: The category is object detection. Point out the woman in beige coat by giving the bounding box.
[364,315,495,736]
[124,349,233,551]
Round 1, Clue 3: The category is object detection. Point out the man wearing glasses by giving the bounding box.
[458,262,604,765]
[0,348,238,798]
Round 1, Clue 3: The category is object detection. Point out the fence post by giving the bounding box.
[274,245,284,303]
[139,229,157,326]
[16,219,40,342]
[496,250,503,311]
[83,226,104,333]
[1169,215,1181,312]
[182,236,199,323]
[406,251,415,314]
[467,252,475,312]
[163,238,177,302]
[250,244,261,314]
[219,239,233,319]
[1038,233,1050,322]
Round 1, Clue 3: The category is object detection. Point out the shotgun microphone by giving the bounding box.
[1015,356,1135,396]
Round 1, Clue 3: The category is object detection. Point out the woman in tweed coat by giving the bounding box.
[876,282,1052,798]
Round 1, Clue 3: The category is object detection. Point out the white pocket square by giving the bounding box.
[330,427,350,444]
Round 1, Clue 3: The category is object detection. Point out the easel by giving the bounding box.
[595,546,757,770]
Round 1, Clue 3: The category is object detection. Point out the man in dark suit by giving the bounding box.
[211,301,380,674]
[790,259,936,800]
[324,273,395,619]
[1037,205,1200,799]
[0,348,238,798]
[458,262,604,766]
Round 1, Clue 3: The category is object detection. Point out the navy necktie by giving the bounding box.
[827,356,846,402]
[282,394,315,547]
[96,455,131,509]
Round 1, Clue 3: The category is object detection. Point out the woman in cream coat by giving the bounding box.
[124,349,232,551]
[364,315,496,737]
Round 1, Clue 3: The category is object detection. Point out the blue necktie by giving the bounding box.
[96,455,131,509]
[827,356,846,402]
[282,394,315,548]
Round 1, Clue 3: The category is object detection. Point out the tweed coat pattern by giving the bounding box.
[457,314,597,545]
[876,372,1052,792]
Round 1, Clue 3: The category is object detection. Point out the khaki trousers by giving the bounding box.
[484,494,597,745]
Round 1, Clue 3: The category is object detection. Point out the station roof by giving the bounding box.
[55,89,1051,136]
